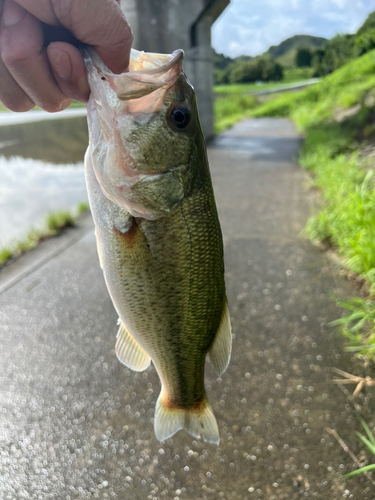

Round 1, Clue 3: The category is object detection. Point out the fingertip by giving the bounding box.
[47,43,72,79]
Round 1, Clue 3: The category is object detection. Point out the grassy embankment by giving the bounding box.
[214,67,315,133]
[216,50,375,360]
[0,202,89,267]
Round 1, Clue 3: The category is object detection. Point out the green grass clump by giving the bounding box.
[343,418,375,479]
[282,67,314,82]
[16,228,43,253]
[46,210,74,234]
[215,94,259,133]
[250,50,375,130]
[0,247,12,265]
[330,298,375,359]
[214,82,283,95]
[77,202,90,215]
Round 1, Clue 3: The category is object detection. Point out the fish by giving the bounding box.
[84,47,231,444]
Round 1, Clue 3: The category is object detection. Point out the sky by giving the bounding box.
[212,0,375,58]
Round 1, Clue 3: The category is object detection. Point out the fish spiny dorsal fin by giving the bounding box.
[115,320,151,372]
[208,299,232,377]
[154,391,219,444]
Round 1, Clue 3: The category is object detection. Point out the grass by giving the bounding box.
[0,203,90,267]
[343,418,375,479]
[214,50,375,360]
[283,67,315,82]
[214,71,316,97]
[46,210,75,233]
[249,50,375,360]
[214,81,287,95]
[214,69,319,134]
[215,94,259,133]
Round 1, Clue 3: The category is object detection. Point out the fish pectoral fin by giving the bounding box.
[208,298,232,377]
[154,391,219,444]
[115,320,151,372]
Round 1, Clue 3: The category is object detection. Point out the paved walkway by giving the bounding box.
[0,119,372,499]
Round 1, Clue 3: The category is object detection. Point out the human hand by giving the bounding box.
[0,0,132,112]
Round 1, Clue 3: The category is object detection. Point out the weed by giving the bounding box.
[330,297,375,359]
[0,247,12,265]
[77,202,90,215]
[343,418,375,479]
[215,94,258,133]
[46,210,74,234]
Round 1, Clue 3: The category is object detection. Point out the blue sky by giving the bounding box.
[212,0,375,57]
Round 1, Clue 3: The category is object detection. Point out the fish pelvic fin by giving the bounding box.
[154,392,219,445]
[115,320,151,372]
[208,298,232,376]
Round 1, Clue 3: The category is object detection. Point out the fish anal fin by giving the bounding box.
[154,391,219,444]
[208,299,232,377]
[115,319,151,372]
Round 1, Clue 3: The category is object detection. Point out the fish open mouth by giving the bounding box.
[117,48,184,101]
[85,48,184,103]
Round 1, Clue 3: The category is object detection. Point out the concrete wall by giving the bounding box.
[120,0,229,139]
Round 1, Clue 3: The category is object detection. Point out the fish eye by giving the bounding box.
[169,106,191,129]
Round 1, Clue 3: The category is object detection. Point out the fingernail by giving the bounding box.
[2,0,26,27]
[49,48,72,80]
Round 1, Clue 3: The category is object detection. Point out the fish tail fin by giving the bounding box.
[154,391,219,444]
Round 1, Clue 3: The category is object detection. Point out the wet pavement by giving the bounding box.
[0,116,88,247]
[0,118,374,499]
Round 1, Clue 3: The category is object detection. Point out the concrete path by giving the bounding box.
[0,119,372,499]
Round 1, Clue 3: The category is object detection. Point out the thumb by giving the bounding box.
[52,0,132,74]
[68,0,133,73]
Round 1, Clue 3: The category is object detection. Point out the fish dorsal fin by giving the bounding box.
[208,299,232,376]
[115,320,151,372]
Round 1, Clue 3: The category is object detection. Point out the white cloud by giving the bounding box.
[331,0,347,8]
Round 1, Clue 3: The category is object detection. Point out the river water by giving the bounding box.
[0,114,89,247]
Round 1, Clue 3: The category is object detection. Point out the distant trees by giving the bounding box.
[214,54,283,85]
[311,34,354,76]
[354,28,375,56]
[296,47,312,67]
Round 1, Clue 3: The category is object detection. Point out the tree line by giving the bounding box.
[214,54,283,85]
[297,26,375,76]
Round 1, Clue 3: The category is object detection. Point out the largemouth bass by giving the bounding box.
[84,47,231,444]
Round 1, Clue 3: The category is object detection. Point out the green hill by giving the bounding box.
[265,34,327,67]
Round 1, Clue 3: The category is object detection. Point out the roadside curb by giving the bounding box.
[0,213,93,295]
